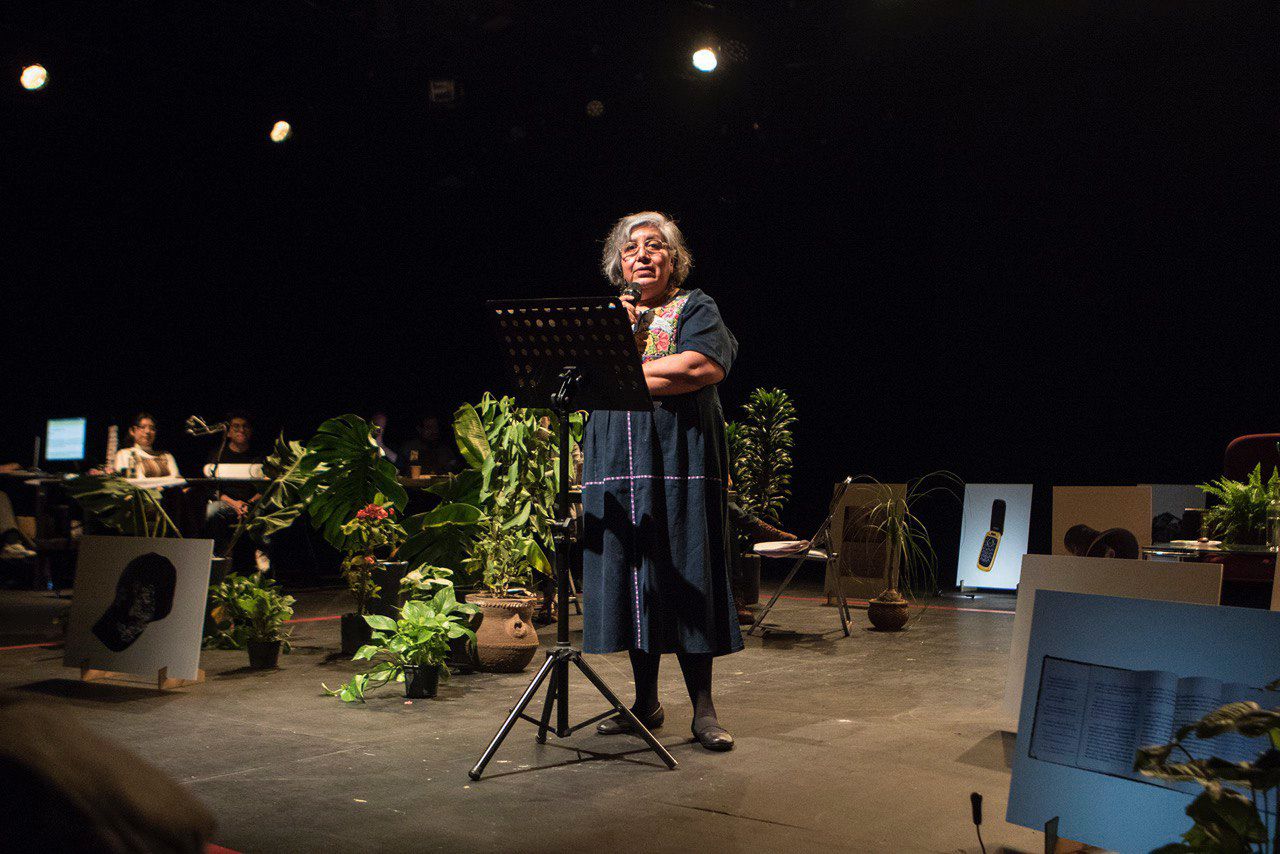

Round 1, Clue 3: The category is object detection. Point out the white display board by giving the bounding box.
[1001,554,1221,727]
[955,484,1032,591]
[65,536,214,682]
[1007,590,1280,852]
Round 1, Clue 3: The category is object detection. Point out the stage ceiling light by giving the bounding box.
[586,99,604,118]
[691,48,718,73]
[20,64,48,91]
[270,120,292,143]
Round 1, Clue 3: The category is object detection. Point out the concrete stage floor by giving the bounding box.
[0,580,1046,853]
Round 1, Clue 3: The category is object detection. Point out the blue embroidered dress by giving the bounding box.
[581,288,743,656]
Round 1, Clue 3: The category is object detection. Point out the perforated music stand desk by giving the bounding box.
[470,296,675,780]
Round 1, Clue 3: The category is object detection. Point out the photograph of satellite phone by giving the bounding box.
[977,498,1006,571]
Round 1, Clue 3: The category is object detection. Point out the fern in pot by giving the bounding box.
[1199,464,1280,547]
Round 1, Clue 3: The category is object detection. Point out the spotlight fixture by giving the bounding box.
[20,64,48,91]
[691,48,718,73]
[586,99,604,118]
[270,120,292,143]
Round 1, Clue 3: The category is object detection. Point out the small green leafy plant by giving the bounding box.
[206,572,295,648]
[1135,679,1280,853]
[398,565,458,602]
[324,588,478,703]
[1199,464,1280,546]
[464,490,548,597]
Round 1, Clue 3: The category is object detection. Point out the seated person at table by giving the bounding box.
[396,415,460,476]
[1,491,36,560]
[203,413,263,571]
[370,412,397,465]
[113,413,180,479]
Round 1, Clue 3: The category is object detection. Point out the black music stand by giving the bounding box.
[468,296,677,780]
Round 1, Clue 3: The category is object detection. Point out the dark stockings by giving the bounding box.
[627,650,718,728]
[677,652,719,730]
[628,649,661,715]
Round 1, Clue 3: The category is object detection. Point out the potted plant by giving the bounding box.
[1199,464,1280,546]
[205,572,262,649]
[1135,678,1280,851]
[399,566,484,672]
[398,394,577,592]
[336,496,408,655]
[206,572,295,668]
[324,587,478,702]
[464,490,550,673]
[726,388,798,603]
[859,473,959,631]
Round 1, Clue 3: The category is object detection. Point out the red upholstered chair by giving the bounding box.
[1224,433,1280,481]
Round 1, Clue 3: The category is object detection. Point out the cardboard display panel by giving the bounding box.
[1007,590,1280,852]
[824,483,906,602]
[1051,486,1153,556]
[1002,554,1222,727]
[64,536,214,682]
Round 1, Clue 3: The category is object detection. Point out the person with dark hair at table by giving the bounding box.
[113,413,180,479]
[203,412,264,572]
[396,415,461,476]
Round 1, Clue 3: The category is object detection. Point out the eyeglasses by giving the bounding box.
[620,238,669,260]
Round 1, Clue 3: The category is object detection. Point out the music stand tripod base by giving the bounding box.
[469,297,678,780]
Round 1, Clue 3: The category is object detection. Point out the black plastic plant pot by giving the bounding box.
[247,639,282,669]
[340,613,373,657]
[403,664,440,699]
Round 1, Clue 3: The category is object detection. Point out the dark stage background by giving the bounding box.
[4,2,1276,586]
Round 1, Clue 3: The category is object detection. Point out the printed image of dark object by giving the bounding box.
[91,553,177,652]
[1063,524,1141,560]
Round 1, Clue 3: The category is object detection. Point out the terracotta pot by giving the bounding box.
[469,595,541,673]
[867,598,910,631]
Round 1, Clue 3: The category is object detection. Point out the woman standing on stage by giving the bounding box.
[582,211,740,751]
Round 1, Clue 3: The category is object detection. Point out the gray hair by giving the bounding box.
[600,211,693,289]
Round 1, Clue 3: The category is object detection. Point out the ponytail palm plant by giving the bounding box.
[728,388,797,525]
[856,472,961,606]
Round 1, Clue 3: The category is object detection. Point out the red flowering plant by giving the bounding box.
[338,494,408,616]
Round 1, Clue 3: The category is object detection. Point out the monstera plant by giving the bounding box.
[64,476,183,538]
[222,434,312,558]
[304,414,408,552]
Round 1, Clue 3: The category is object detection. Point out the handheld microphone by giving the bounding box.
[970,792,983,826]
[621,284,641,302]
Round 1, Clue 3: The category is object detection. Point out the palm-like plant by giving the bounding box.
[856,472,961,605]
[729,388,797,525]
[1199,464,1279,546]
